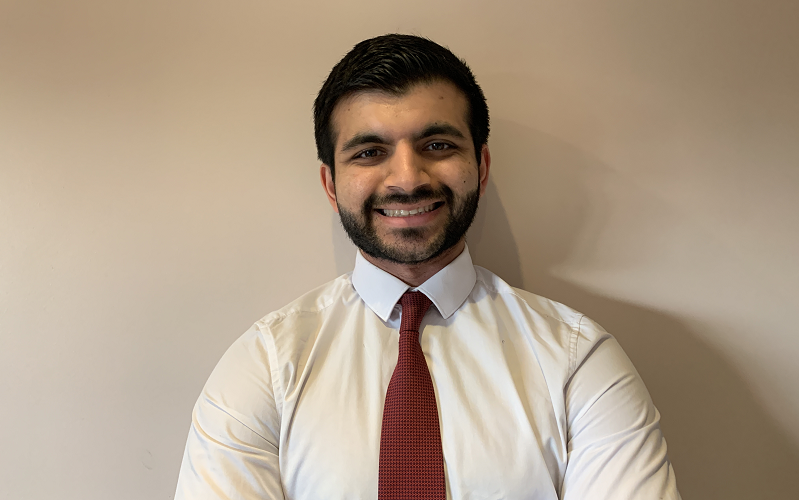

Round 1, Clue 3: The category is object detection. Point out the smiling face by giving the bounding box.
[321,81,490,266]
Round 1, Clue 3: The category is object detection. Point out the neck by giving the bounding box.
[361,240,466,287]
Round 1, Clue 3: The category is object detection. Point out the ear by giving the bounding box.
[320,164,339,213]
[478,144,491,197]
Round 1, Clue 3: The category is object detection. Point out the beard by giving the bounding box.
[337,183,480,265]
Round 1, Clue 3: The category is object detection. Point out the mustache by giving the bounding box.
[362,185,454,214]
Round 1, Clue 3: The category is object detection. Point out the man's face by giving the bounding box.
[321,81,490,264]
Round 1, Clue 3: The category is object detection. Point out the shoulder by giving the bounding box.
[473,266,611,371]
[255,272,356,331]
[207,272,355,373]
[473,265,583,326]
[229,273,361,372]
[206,273,357,406]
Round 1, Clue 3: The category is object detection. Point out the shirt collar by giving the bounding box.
[352,245,477,322]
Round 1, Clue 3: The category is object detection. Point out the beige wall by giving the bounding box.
[0,1,796,498]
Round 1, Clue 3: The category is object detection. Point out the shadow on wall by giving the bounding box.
[329,120,797,499]
[466,119,797,499]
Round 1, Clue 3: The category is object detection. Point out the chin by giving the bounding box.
[367,235,453,265]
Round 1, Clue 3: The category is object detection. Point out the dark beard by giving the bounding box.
[338,184,480,265]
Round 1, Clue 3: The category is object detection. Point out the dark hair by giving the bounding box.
[313,34,489,174]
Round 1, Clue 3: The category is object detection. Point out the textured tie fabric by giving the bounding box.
[378,291,446,500]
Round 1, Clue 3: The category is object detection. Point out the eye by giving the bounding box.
[354,148,384,159]
[425,142,453,151]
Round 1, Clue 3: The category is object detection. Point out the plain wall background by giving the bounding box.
[0,0,796,498]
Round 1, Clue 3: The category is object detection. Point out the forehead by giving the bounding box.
[331,81,470,145]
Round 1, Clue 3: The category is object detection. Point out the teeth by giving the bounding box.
[381,203,437,217]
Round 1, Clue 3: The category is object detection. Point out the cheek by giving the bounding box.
[439,163,478,191]
[335,172,380,206]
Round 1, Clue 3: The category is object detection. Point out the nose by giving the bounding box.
[384,142,430,193]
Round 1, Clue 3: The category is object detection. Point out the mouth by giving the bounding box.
[375,201,444,218]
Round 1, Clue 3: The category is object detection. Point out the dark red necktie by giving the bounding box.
[378,291,446,500]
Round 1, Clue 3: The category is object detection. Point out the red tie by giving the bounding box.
[378,291,446,500]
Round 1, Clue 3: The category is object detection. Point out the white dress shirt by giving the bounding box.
[175,246,680,499]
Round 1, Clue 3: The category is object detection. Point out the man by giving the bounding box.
[175,34,680,499]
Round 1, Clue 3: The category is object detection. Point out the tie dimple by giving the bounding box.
[378,291,446,500]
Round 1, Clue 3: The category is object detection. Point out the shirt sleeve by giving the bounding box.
[175,323,285,500]
[561,315,681,500]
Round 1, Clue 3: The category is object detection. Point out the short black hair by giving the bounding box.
[313,34,489,174]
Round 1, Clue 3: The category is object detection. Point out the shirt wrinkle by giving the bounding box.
[255,322,285,420]
[203,396,272,445]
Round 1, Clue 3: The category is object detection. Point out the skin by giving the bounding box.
[320,81,491,286]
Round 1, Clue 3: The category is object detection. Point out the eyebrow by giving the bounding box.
[413,123,465,142]
[340,133,390,153]
[339,122,467,154]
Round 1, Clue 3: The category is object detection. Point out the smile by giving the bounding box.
[377,202,442,218]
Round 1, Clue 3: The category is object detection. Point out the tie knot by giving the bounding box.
[399,291,432,333]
